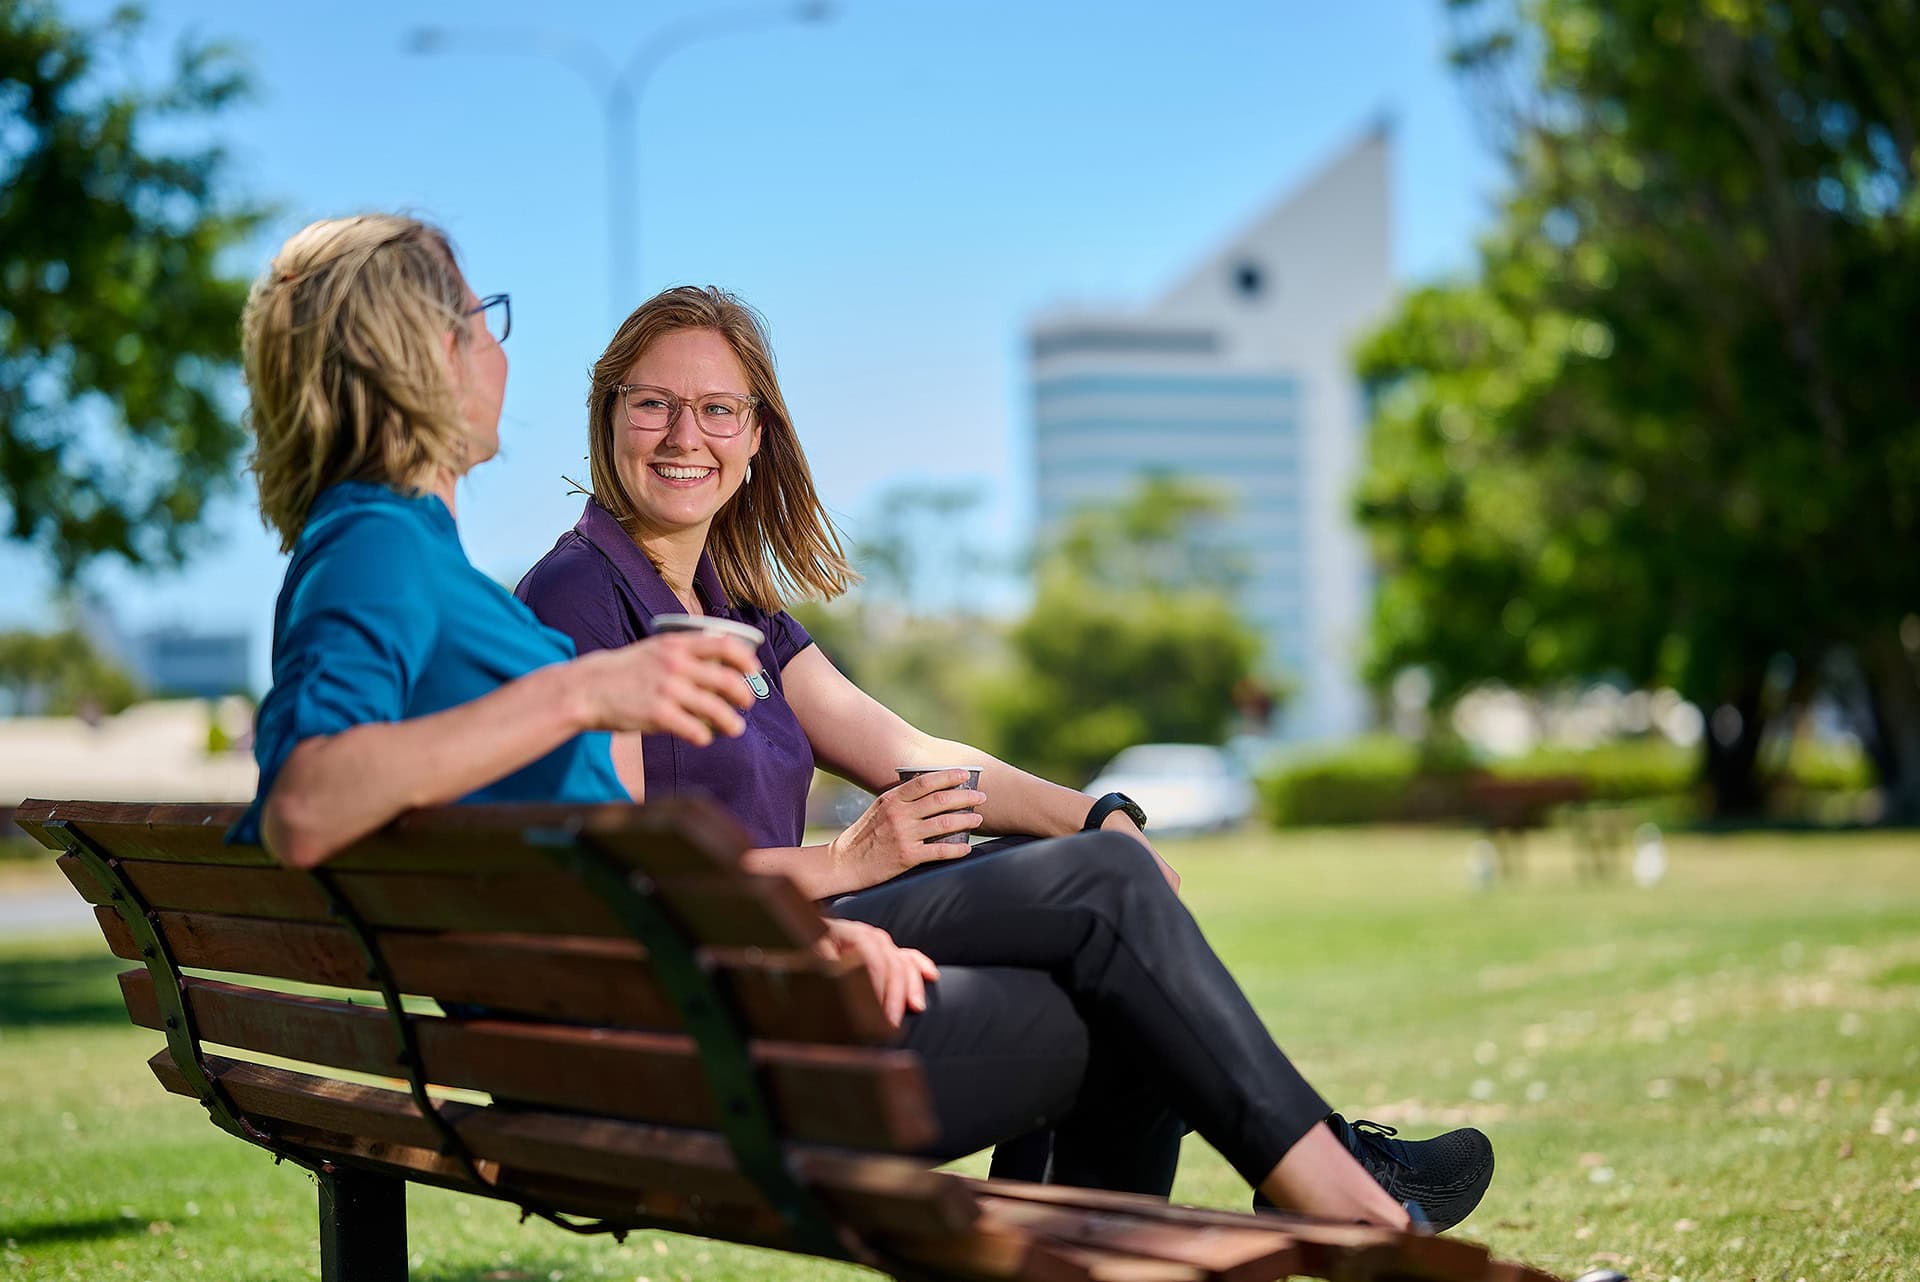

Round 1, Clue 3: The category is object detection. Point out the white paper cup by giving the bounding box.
[895,766,983,845]
[650,613,765,649]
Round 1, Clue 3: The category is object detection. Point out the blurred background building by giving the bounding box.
[1028,125,1393,743]
[68,598,252,701]
[127,627,251,700]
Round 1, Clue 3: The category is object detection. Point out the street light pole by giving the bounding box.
[406,3,831,324]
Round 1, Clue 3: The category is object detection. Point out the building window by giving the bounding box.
[1231,259,1266,299]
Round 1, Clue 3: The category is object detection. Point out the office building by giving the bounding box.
[1029,125,1394,741]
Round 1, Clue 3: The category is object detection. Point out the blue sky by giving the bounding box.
[21,0,1505,690]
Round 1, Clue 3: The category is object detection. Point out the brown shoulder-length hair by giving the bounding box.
[241,214,472,549]
[586,286,856,612]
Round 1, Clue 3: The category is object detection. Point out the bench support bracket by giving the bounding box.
[47,819,283,1153]
[533,824,856,1263]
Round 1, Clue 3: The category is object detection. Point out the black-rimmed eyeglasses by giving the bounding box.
[468,293,511,343]
[616,384,758,437]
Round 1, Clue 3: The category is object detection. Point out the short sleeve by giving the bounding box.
[250,509,441,812]
[763,609,814,671]
[517,538,634,656]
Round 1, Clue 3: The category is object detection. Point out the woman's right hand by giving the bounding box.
[573,633,758,744]
[827,769,985,887]
[818,918,938,1027]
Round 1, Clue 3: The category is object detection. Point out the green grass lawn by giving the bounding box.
[3,826,1917,1282]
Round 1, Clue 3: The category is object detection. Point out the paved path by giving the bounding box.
[0,887,91,934]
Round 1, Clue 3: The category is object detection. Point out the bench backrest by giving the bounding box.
[1465,775,1589,824]
[18,798,978,1257]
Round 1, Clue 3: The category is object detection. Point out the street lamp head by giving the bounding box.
[402,28,448,55]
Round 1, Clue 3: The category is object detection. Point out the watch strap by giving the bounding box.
[1084,791,1146,832]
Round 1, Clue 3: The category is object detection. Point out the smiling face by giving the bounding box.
[611,327,760,544]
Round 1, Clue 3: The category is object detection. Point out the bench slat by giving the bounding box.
[981,1199,1302,1282]
[1046,1247,1206,1282]
[504,1175,1170,1282]
[91,907,894,1044]
[61,854,824,950]
[883,1227,1106,1282]
[18,798,752,878]
[121,970,936,1151]
[147,1052,975,1240]
[966,1182,1542,1282]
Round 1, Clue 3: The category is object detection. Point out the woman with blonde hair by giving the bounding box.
[515,286,1496,1229]
[231,214,761,866]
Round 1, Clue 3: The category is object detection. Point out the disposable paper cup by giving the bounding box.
[895,766,983,845]
[651,613,765,649]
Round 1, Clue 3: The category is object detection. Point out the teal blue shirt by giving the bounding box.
[232,482,628,846]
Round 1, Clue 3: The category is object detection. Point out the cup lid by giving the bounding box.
[650,613,766,648]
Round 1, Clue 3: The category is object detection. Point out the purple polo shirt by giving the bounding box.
[515,498,816,849]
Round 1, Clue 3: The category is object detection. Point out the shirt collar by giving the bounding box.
[574,497,733,619]
[309,481,455,537]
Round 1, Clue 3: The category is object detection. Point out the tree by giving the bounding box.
[851,481,1002,618]
[789,596,1009,752]
[1,2,267,579]
[0,626,141,716]
[983,478,1267,785]
[786,481,1018,756]
[1358,0,1920,818]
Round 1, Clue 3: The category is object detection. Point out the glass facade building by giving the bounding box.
[1029,127,1394,742]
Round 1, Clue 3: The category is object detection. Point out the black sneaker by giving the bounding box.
[1324,1113,1493,1232]
[1252,1115,1493,1232]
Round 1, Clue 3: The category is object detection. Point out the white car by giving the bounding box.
[1085,743,1256,835]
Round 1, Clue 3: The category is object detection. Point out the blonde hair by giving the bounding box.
[586,286,856,612]
[242,214,473,549]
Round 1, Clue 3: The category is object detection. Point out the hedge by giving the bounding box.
[1257,735,1872,827]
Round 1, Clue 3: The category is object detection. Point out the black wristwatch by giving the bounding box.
[1084,792,1147,832]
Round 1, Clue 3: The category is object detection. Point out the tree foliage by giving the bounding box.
[1,1,266,578]
[983,478,1265,785]
[788,481,1015,757]
[789,596,1007,754]
[1359,0,1920,816]
[852,481,1003,618]
[0,625,140,716]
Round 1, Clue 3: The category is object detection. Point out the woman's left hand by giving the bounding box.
[819,918,940,1027]
[1102,814,1181,894]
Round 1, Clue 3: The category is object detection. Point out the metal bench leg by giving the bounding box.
[319,1167,407,1282]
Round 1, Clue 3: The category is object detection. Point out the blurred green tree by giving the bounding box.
[0,626,140,716]
[1,2,266,579]
[983,477,1267,785]
[852,480,1000,617]
[788,596,1009,753]
[783,480,1016,767]
[1358,0,1920,818]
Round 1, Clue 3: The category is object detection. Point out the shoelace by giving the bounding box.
[1347,1118,1415,1171]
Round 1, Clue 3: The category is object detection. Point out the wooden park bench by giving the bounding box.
[19,797,1566,1282]
[1465,776,1591,881]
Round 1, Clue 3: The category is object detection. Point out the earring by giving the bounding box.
[746,461,754,485]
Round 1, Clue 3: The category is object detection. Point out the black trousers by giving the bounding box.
[823,831,1330,1192]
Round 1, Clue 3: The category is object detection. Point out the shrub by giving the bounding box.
[1486,739,1695,801]
[1782,739,1874,793]
[1259,733,1877,828]
[1258,735,1696,826]
[1257,735,1473,826]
